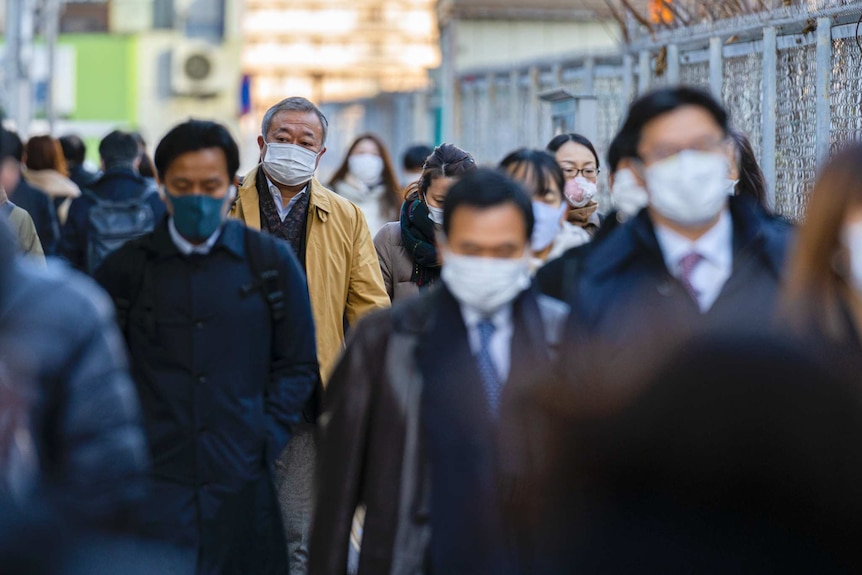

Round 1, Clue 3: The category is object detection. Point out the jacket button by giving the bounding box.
[195,321,205,329]
[198,375,207,384]
[657,279,673,296]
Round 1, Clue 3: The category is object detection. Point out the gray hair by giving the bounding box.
[261,97,328,146]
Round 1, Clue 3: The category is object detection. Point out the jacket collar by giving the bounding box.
[143,218,245,260]
[586,195,787,281]
[239,165,332,226]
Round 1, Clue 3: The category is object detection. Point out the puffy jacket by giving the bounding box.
[0,219,147,528]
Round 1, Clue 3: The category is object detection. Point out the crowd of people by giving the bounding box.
[2,84,862,574]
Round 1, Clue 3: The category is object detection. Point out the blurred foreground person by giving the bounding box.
[499,148,589,272]
[374,143,476,302]
[95,120,319,575]
[59,134,100,189]
[562,87,792,385]
[310,169,569,575]
[0,130,60,254]
[24,135,81,224]
[547,133,602,235]
[330,134,402,235]
[784,142,862,352]
[61,130,166,274]
[520,334,862,574]
[0,217,146,528]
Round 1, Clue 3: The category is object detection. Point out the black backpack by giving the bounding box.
[85,185,159,275]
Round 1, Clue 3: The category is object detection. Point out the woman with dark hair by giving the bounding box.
[373,143,476,302]
[499,149,590,272]
[547,133,602,235]
[783,142,862,348]
[727,129,769,210]
[329,134,401,235]
[23,135,80,224]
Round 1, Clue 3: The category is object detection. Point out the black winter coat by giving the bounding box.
[60,168,167,271]
[95,219,319,575]
[8,179,60,256]
[0,219,146,527]
[562,196,793,387]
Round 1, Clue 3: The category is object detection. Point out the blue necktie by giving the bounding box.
[476,319,502,415]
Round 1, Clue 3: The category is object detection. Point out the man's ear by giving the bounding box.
[258,135,266,162]
[315,147,327,169]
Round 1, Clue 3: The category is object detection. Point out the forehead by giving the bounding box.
[353,138,379,153]
[555,141,596,165]
[427,176,454,196]
[640,105,723,147]
[164,148,229,179]
[267,110,323,139]
[448,203,527,242]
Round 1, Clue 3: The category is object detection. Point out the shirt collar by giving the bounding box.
[654,208,733,271]
[168,217,224,256]
[459,301,514,330]
[265,174,307,204]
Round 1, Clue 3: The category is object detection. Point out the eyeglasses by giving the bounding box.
[639,137,731,164]
[563,167,600,179]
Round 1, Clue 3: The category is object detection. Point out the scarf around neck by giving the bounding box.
[399,198,440,287]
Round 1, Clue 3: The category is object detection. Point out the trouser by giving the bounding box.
[274,422,317,575]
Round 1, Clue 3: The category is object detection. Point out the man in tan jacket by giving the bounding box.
[230,96,389,574]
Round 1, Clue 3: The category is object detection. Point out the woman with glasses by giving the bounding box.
[499,148,590,273]
[547,133,602,236]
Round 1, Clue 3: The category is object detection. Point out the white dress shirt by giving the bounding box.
[459,303,514,383]
[168,217,223,256]
[654,209,733,313]
[266,175,308,222]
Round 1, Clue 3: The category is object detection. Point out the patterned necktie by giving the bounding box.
[476,319,503,415]
[678,251,704,302]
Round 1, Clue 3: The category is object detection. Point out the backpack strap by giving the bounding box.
[243,227,287,322]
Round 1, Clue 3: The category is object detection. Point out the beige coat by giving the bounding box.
[230,168,390,382]
[1,186,45,263]
[23,169,80,225]
[373,221,420,303]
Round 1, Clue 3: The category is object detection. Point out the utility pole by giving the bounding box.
[44,0,62,134]
[4,0,36,135]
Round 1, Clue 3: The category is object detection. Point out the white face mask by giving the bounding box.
[724,178,740,196]
[843,222,862,293]
[564,176,597,208]
[262,142,319,187]
[531,200,566,252]
[426,202,444,225]
[441,251,531,314]
[645,150,729,227]
[348,153,384,187]
[612,168,649,217]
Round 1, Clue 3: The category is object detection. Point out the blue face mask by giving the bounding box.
[167,187,234,243]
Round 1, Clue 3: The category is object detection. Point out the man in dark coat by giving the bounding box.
[561,87,792,387]
[0,129,60,255]
[310,169,569,575]
[0,216,146,528]
[60,130,166,271]
[59,134,100,190]
[95,120,319,575]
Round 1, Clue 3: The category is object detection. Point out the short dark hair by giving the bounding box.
[606,129,637,175]
[443,168,534,240]
[0,129,24,163]
[546,133,600,170]
[499,148,565,201]
[154,120,240,182]
[621,86,730,155]
[59,134,86,165]
[99,130,140,169]
[403,144,433,171]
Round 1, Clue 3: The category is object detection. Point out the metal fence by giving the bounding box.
[323,1,862,221]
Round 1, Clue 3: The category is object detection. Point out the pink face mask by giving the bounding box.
[564,176,597,208]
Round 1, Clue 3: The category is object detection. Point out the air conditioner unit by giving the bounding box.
[171,42,226,97]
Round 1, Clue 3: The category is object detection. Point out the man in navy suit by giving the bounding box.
[310,168,569,575]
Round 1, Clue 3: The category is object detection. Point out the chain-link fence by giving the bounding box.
[323,2,862,220]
